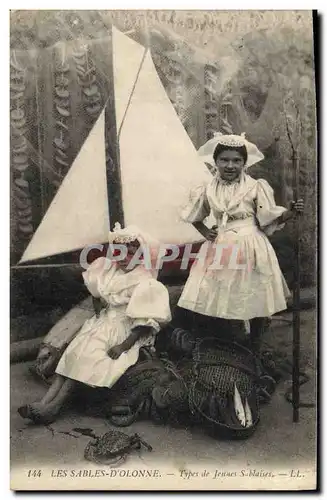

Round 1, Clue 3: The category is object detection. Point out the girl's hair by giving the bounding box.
[112,239,140,247]
[213,144,248,165]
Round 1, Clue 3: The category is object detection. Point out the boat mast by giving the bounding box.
[105,23,125,230]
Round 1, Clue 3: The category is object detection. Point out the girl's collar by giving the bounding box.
[218,176,242,186]
[214,171,244,186]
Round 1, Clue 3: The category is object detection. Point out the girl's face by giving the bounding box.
[215,150,245,181]
[115,241,140,271]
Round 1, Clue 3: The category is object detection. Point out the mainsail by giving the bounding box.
[113,27,213,245]
[20,27,212,264]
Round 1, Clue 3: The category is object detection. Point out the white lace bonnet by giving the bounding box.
[198,132,264,169]
[108,222,161,277]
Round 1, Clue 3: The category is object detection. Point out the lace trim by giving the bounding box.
[218,177,241,186]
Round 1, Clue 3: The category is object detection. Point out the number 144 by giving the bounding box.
[27,469,42,477]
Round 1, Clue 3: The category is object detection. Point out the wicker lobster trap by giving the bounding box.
[188,338,261,439]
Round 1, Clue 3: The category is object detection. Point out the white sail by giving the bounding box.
[20,27,212,263]
[112,27,147,131]
[20,110,109,263]
[113,28,213,245]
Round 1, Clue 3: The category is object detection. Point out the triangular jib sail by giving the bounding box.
[20,27,211,264]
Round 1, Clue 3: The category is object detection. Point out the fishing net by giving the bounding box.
[101,331,263,439]
[105,327,280,439]
[105,348,173,426]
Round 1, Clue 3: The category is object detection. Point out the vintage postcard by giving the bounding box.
[10,9,317,491]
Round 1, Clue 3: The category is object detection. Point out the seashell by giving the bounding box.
[72,50,86,59]
[12,143,27,154]
[10,82,25,92]
[83,68,95,78]
[53,137,68,150]
[18,212,33,223]
[56,106,70,117]
[56,120,69,130]
[13,163,28,173]
[79,75,96,86]
[10,71,24,81]
[55,156,69,167]
[55,148,68,158]
[15,177,29,189]
[54,97,70,108]
[221,117,231,126]
[18,223,33,234]
[55,76,69,87]
[12,128,27,137]
[13,185,29,199]
[11,118,26,131]
[221,92,233,101]
[17,206,32,217]
[14,197,31,210]
[205,113,218,120]
[12,136,26,148]
[11,91,24,101]
[11,109,25,121]
[13,153,28,164]
[76,64,85,73]
[85,94,101,105]
[10,59,24,72]
[82,85,98,97]
[86,103,102,115]
[76,73,87,82]
[55,87,69,98]
[56,62,70,73]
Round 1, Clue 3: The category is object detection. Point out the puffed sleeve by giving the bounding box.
[180,184,210,223]
[126,279,172,334]
[82,257,112,298]
[256,179,288,236]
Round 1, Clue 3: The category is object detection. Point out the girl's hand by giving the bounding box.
[108,345,125,360]
[92,297,106,318]
[204,225,218,242]
[290,199,304,214]
[193,222,218,241]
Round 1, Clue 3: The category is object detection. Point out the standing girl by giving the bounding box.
[178,132,304,351]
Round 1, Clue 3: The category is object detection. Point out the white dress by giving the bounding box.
[56,258,171,388]
[177,173,291,320]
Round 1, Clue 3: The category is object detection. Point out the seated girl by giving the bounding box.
[18,224,171,424]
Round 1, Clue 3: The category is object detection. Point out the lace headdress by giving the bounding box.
[198,132,264,169]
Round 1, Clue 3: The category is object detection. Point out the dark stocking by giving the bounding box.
[249,317,267,354]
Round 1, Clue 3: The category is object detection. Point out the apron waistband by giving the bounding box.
[217,216,257,237]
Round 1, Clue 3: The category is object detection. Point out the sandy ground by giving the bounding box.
[10,309,317,491]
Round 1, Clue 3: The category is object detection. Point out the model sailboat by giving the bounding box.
[20,27,212,265]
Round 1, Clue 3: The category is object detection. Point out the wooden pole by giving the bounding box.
[292,118,301,423]
[11,263,81,269]
[105,24,125,230]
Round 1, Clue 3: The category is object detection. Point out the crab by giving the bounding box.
[83,429,153,467]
